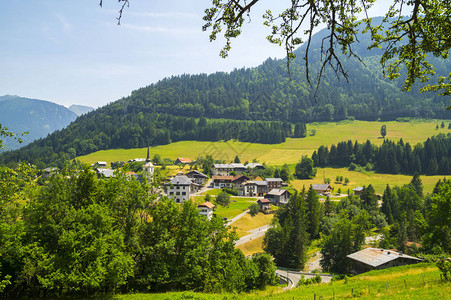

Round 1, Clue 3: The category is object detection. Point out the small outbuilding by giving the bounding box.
[197,202,215,220]
[257,199,271,212]
[347,247,422,274]
[312,184,332,195]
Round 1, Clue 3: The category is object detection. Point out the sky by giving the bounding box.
[0,0,389,108]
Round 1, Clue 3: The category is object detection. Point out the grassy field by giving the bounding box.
[232,212,273,237]
[112,263,450,299]
[290,167,445,194]
[77,120,450,166]
[236,235,265,257]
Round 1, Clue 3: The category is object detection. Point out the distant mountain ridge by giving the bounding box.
[69,104,95,116]
[0,95,78,151]
[1,18,450,166]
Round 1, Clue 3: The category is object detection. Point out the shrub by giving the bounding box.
[222,187,238,196]
[348,162,357,171]
[249,203,260,216]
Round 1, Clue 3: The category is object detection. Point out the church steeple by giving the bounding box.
[146,145,151,162]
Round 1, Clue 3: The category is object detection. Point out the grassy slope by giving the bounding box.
[112,263,450,299]
[77,120,449,165]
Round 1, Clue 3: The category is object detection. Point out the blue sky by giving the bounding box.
[0,0,388,108]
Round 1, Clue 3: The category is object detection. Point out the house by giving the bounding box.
[212,175,235,188]
[347,248,422,274]
[257,199,271,212]
[96,168,115,178]
[197,202,215,220]
[245,163,265,170]
[96,161,108,167]
[243,180,268,196]
[128,158,145,162]
[185,170,208,185]
[175,157,193,165]
[266,178,283,190]
[312,184,332,195]
[166,175,193,203]
[211,163,246,176]
[232,175,250,195]
[353,186,365,195]
[266,189,291,205]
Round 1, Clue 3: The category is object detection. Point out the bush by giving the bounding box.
[222,187,238,196]
[249,203,260,216]
[216,191,231,207]
[348,162,357,171]
[297,274,322,286]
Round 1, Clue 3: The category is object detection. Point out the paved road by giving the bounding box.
[235,224,271,246]
[276,269,334,289]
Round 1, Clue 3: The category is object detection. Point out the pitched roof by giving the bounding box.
[213,163,233,168]
[230,163,245,168]
[258,199,271,204]
[212,175,235,181]
[353,187,365,192]
[170,175,192,185]
[267,189,289,196]
[232,175,250,182]
[198,202,215,209]
[176,157,192,163]
[245,163,264,169]
[266,178,283,182]
[254,181,268,186]
[312,184,331,191]
[97,169,115,178]
[346,248,422,267]
[185,170,207,177]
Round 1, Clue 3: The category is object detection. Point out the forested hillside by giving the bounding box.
[1,19,450,167]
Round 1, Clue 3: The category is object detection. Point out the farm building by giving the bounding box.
[347,248,422,274]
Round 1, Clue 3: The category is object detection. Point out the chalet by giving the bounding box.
[266,189,291,205]
[243,181,257,197]
[266,178,283,190]
[166,175,193,203]
[197,202,215,220]
[257,199,271,212]
[353,186,365,195]
[211,163,246,176]
[212,175,235,188]
[174,157,193,165]
[312,184,332,195]
[232,175,250,195]
[245,163,265,170]
[96,168,115,178]
[185,170,208,185]
[347,248,422,274]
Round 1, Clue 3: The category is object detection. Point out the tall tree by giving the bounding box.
[294,156,317,179]
[380,124,387,138]
[306,185,321,239]
[410,173,423,198]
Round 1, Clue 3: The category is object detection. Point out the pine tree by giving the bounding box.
[410,173,423,197]
[381,185,394,224]
[306,186,321,239]
[234,155,240,163]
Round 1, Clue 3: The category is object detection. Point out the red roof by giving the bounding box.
[212,175,235,180]
[198,202,215,209]
[258,199,271,204]
[176,157,192,164]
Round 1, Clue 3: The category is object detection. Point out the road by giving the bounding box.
[235,224,271,246]
[275,269,334,289]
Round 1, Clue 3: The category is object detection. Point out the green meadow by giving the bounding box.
[111,263,450,299]
[77,120,449,165]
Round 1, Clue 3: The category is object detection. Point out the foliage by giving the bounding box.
[222,187,238,196]
[294,156,317,179]
[437,259,451,281]
[380,124,387,138]
[320,210,367,273]
[202,1,451,96]
[216,191,231,207]
[297,274,322,286]
[313,134,451,175]
[264,192,309,269]
[249,203,260,217]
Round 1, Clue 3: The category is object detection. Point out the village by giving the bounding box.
[81,148,425,281]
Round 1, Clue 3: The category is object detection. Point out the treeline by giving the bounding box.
[311,133,451,175]
[264,174,450,273]
[0,113,297,167]
[0,166,277,297]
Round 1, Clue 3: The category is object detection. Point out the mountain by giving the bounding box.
[1,20,450,166]
[69,104,95,116]
[0,95,77,151]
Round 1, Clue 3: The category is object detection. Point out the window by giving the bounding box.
[182,192,186,195]
[176,186,180,189]
[176,192,180,195]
